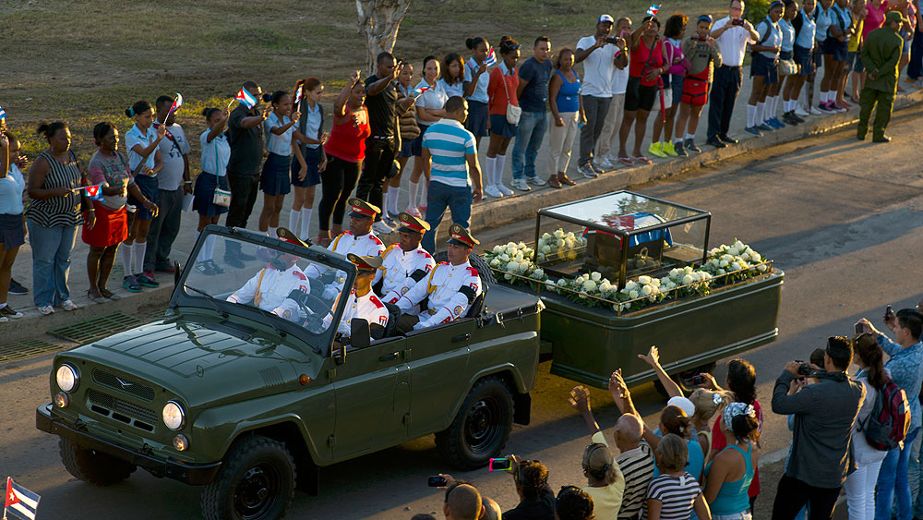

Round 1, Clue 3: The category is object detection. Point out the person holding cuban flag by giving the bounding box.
[0,130,26,321]
[463,36,495,150]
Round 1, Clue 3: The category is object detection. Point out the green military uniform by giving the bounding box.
[858,13,905,141]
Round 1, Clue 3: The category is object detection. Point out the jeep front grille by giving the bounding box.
[86,389,157,432]
[92,369,155,401]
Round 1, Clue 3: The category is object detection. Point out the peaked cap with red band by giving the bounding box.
[348,197,380,219]
[397,211,430,234]
[347,253,383,273]
[447,223,479,248]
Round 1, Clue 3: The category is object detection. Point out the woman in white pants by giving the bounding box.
[547,48,583,189]
[845,333,890,520]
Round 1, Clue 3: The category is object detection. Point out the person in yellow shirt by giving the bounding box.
[847,0,867,102]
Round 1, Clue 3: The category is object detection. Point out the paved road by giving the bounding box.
[2,105,922,519]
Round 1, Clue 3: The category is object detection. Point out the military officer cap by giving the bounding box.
[397,212,431,234]
[348,253,383,273]
[348,198,381,220]
[886,10,909,25]
[446,224,479,248]
[276,227,310,248]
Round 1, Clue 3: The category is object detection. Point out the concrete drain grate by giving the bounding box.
[0,338,64,363]
[48,311,145,344]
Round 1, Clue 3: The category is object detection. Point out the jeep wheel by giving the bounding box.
[59,438,136,485]
[436,376,513,470]
[201,435,296,520]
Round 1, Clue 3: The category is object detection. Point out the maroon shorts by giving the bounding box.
[82,201,127,248]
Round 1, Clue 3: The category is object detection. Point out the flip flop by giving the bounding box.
[633,156,653,165]
[618,156,634,166]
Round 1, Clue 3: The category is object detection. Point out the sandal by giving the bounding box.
[618,156,634,166]
[558,173,577,186]
[633,155,653,165]
[87,290,107,304]
[99,288,121,300]
[548,176,562,189]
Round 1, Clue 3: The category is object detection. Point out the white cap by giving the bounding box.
[667,396,696,417]
[598,14,615,24]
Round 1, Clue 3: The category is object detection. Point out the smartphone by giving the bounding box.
[732,18,745,26]
[855,322,865,334]
[689,373,706,386]
[427,475,447,487]
[885,305,895,321]
[489,457,512,472]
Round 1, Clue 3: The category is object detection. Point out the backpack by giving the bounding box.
[859,377,912,451]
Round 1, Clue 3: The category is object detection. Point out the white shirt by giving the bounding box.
[378,244,436,302]
[577,35,618,97]
[337,289,389,336]
[713,17,756,67]
[125,124,158,173]
[415,79,449,125]
[264,112,295,157]
[397,261,482,329]
[200,130,230,177]
[612,65,630,96]
[329,230,386,258]
[226,264,309,321]
[756,18,783,59]
[156,124,190,191]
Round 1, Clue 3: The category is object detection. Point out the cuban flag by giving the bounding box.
[647,3,661,16]
[4,477,40,520]
[484,47,497,67]
[82,184,104,201]
[414,86,431,97]
[235,87,258,109]
[167,93,183,115]
[0,105,6,122]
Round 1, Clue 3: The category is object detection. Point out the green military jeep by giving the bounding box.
[36,226,542,520]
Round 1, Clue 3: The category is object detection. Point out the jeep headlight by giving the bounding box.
[162,401,185,431]
[55,364,79,392]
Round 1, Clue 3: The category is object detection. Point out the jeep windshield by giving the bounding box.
[176,228,353,354]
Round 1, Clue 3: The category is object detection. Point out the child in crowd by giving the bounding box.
[674,15,722,155]
[192,107,231,275]
[259,91,303,238]
[289,78,326,241]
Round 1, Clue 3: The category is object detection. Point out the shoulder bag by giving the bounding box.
[500,66,522,125]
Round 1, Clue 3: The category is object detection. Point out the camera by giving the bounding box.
[794,360,814,376]
[689,373,707,385]
[489,457,512,472]
[731,18,745,26]
[604,36,621,45]
[427,475,447,487]
[885,305,895,321]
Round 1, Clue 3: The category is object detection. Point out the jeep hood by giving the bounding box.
[69,318,323,408]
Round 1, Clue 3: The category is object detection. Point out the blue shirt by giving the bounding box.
[200,130,231,177]
[815,4,833,43]
[302,103,322,150]
[517,56,553,112]
[829,3,852,35]
[125,124,157,173]
[421,118,477,188]
[438,78,465,98]
[554,70,581,113]
[264,112,294,157]
[653,436,706,481]
[756,18,784,59]
[795,9,817,49]
[780,18,796,52]
[879,334,923,430]
[464,56,491,103]
[0,164,25,215]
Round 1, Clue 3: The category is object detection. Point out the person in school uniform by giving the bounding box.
[192,107,231,275]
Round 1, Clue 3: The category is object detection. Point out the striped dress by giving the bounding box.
[641,472,703,520]
[26,150,83,227]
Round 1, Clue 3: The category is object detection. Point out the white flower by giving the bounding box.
[629,290,639,299]
[557,278,568,287]
[717,268,726,275]
[641,285,653,296]
[719,260,729,268]
[492,245,503,254]
[519,261,531,273]
[625,280,639,291]
[749,251,762,262]
[682,274,694,285]
[757,264,768,272]
[600,281,612,292]
[489,258,500,268]
[499,253,510,262]
[504,273,513,280]
[545,280,556,291]
[566,250,577,260]
[531,268,544,279]
[591,272,602,281]
[506,261,520,273]
[638,275,652,284]
[582,280,598,292]
[730,262,741,271]
[541,245,551,254]
[554,229,565,239]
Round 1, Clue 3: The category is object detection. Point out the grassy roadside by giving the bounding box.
[1,0,726,162]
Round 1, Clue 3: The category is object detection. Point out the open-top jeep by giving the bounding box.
[36,226,542,520]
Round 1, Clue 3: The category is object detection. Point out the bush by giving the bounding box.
[745,0,770,24]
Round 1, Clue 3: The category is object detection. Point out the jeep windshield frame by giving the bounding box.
[170,225,357,357]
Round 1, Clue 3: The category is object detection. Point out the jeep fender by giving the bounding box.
[442,364,533,429]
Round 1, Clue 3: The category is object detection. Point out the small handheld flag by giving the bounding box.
[647,4,661,16]
[235,87,258,109]
[414,86,431,98]
[484,48,497,67]
[161,92,183,125]
[74,185,105,200]
[0,106,6,123]
[4,477,41,520]
[293,83,304,114]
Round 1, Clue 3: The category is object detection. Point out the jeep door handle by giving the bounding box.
[379,352,400,362]
[451,333,470,343]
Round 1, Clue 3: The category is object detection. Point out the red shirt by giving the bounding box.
[712,398,763,497]
[487,64,519,116]
[324,106,371,163]
[629,38,666,87]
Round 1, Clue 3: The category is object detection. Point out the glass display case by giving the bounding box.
[533,191,711,288]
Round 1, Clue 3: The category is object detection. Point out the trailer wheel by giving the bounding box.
[435,376,514,470]
[201,435,296,520]
[59,438,136,485]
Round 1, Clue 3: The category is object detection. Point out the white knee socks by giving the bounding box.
[288,210,299,233]
[484,156,497,189]
[299,208,312,239]
[496,154,508,187]
[747,104,758,127]
[121,242,133,276]
[409,180,420,209]
[386,189,399,218]
[132,242,146,276]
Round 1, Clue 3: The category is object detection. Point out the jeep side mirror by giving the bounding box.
[350,318,371,349]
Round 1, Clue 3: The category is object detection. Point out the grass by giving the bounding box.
[1,0,727,162]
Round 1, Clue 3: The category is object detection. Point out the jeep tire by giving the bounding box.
[201,435,296,520]
[436,376,514,470]
[59,438,136,485]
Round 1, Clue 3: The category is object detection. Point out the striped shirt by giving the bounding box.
[603,433,655,519]
[26,150,83,227]
[421,118,476,188]
[641,473,702,520]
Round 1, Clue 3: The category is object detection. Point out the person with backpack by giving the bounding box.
[770,336,865,520]
[745,1,785,136]
[845,333,893,520]
[858,309,923,520]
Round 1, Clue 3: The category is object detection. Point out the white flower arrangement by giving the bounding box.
[484,241,547,285]
[536,229,586,263]
[659,266,712,297]
[701,239,769,283]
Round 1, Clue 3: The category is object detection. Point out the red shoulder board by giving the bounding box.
[438,261,449,266]
[370,235,384,245]
[418,249,433,259]
[370,295,384,308]
[342,230,353,236]
[467,267,479,276]
[293,271,307,280]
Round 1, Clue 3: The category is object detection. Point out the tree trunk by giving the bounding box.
[356,0,413,75]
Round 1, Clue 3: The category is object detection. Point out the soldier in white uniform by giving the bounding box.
[327,198,386,258]
[395,224,483,333]
[378,212,436,303]
[226,230,310,322]
[336,254,390,341]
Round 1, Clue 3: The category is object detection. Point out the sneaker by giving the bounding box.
[674,141,687,156]
[817,102,832,112]
[577,164,598,179]
[791,111,806,123]
[405,206,422,218]
[757,123,774,132]
[60,299,80,311]
[594,158,614,172]
[706,137,727,148]
[87,291,108,304]
[372,220,394,234]
[684,139,701,153]
[794,105,810,117]
[511,178,532,192]
[0,305,23,318]
[718,134,739,144]
[136,274,159,288]
[0,316,8,323]
[526,176,547,187]
[484,185,504,198]
[782,112,799,125]
[663,141,679,157]
[648,142,667,158]
[496,182,514,196]
[809,105,824,115]
[381,215,397,228]
[8,278,27,295]
[744,126,763,137]
[122,275,142,292]
[38,305,55,316]
[768,118,785,129]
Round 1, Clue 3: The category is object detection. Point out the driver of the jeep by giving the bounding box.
[226,250,309,322]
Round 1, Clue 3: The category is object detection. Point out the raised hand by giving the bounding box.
[568,385,592,414]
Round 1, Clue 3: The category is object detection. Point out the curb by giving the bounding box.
[432,88,923,238]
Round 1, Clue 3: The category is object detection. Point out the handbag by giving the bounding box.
[778,58,799,76]
[500,65,522,125]
[208,143,231,207]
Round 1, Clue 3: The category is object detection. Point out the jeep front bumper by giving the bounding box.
[36,403,221,485]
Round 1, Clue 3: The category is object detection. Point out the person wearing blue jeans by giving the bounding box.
[28,221,78,309]
[423,182,473,253]
[511,36,553,192]
[877,427,921,520]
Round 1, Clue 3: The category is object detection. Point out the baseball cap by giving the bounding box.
[667,396,696,417]
[598,14,615,24]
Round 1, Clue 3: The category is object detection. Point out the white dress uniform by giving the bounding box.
[328,230,385,258]
[396,261,483,330]
[227,264,309,321]
[378,244,436,302]
[337,289,390,336]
